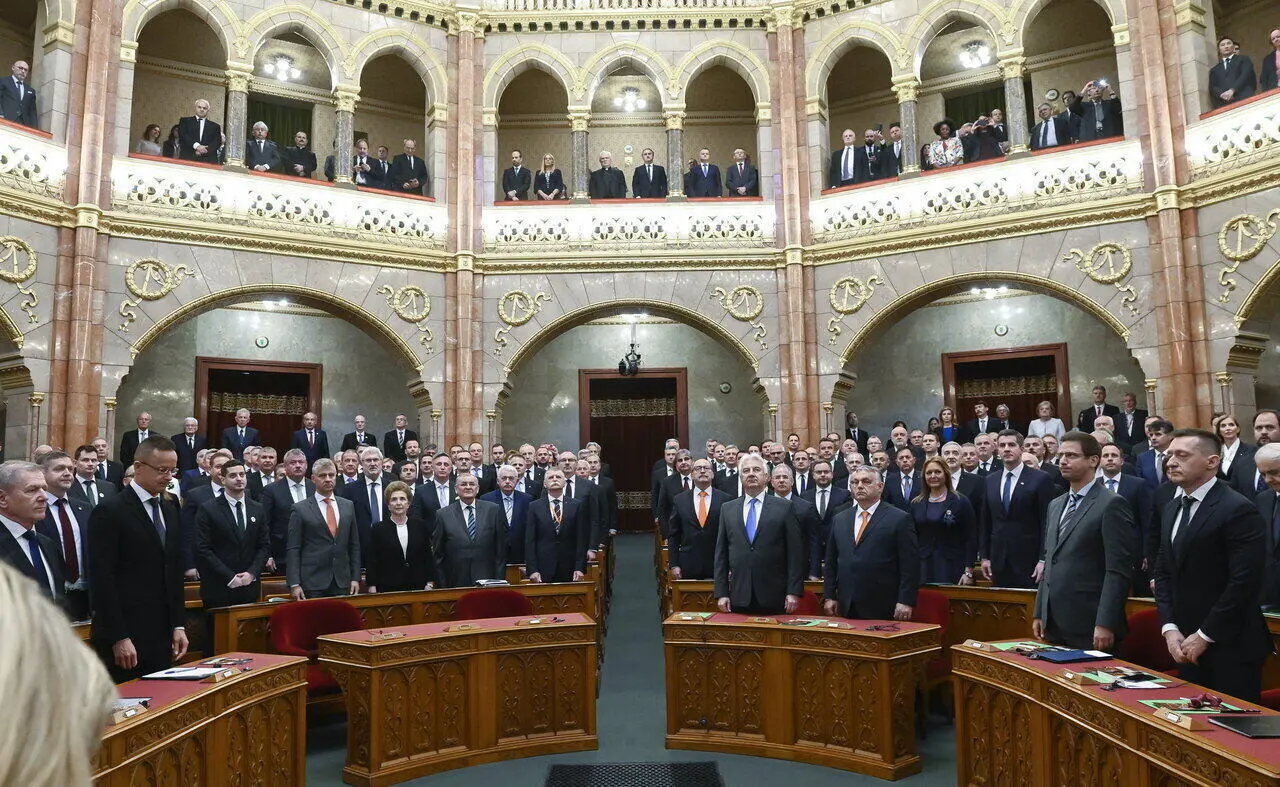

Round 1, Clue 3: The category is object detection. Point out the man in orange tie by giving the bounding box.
[286,458,360,599]
[823,466,918,621]
[667,458,730,580]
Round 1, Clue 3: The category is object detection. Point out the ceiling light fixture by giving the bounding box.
[612,87,647,113]
[969,285,1010,300]
[958,41,992,70]
[262,55,302,82]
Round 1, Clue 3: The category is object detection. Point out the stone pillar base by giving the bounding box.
[666,194,688,202]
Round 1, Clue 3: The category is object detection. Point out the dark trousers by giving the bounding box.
[1045,618,1122,654]
[732,590,785,615]
[1178,651,1264,703]
[96,637,172,684]
[992,565,1036,589]
[305,579,345,598]
[65,588,91,621]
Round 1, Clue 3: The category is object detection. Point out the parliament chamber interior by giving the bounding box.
[2,0,1280,782]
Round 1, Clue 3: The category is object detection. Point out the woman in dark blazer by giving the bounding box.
[365,481,437,593]
[932,405,970,446]
[909,457,976,584]
[1215,413,1256,493]
[534,153,566,200]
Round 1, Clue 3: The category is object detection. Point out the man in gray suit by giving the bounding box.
[714,453,804,614]
[432,473,506,587]
[286,458,360,599]
[1033,431,1136,652]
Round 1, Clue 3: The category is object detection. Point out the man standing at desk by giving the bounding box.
[822,466,917,621]
[1153,428,1269,702]
[1032,431,1135,652]
[286,458,360,599]
[714,453,804,614]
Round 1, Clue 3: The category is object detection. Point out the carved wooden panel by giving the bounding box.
[672,647,763,737]
[330,667,372,770]
[223,693,299,786]
[1050,715,1124,787]
[792,653,878,752]
[373,660,470,763]
[947,598,1032,649]
[496,648,588,740]
[125,734,205,786]
[235,619,270,653]
[960,681,993,786]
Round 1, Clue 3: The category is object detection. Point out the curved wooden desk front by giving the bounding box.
[319,613,598,787]
[663,612,941,780]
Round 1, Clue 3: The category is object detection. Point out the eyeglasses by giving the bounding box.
[136,460,177,476]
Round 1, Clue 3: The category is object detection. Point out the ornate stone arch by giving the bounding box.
[482,44,580,110]
[347,29,448,104]
[904,0,1013,76]
[242,5,347,88]
[1012,0,1122,46]
[120,0,240,57]
[581,42,674,108]
[671,41,771,105]
[806,21,908,103]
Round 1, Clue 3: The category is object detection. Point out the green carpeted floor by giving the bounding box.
[305,533,959,786]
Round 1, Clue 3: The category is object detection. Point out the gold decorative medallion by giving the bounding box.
[710,285,766,350]
[377,284,434,349]
[0,237,39,327]
[495,290,552,355]
[827,275,884,344]
[118,258,196,332]
[1216,212,1279,303]
[1061,242,1140,315]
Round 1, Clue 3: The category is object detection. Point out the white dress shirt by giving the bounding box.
[1162,477,1221,642]
[2,514,57,595]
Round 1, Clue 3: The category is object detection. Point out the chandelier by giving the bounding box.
[969,285,1009,300]
[263,55,302,82]
[612,87,647,112]
[958,41,992,70]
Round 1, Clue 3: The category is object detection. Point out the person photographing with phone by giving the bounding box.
[1070,79,1123,142]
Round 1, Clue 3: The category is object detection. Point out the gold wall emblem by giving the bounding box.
[119,258,197,332]
[378,284,434,348]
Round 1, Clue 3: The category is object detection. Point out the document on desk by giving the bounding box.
[142,666,226,680]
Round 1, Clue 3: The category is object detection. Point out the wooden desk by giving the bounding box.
[319,613,598,787]
[953,643,1280,785]
[94,652,307,785]
[664,613,941,780]
[665,579,826,615]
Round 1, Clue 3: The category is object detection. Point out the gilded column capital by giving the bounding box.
[998,56,1027,80]
[333,85,361,113]
[568,110,591,132]
[663,110,686,130]
[225,65,254,94]
[1172,0,1205,32]
[453,11,486,35]
[891,77,921,104]
[29,392,45,406]
[765,2,797,32]
[104,397,117,411]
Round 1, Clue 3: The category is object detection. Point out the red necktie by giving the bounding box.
[55,499,79,583]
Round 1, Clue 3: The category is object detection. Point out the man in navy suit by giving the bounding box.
[823,466,918,621]
[338,447,395,567]
[340,414,378,451]
[180,450,232,577]
[1077,385,1122,433]
[171,417,207,473]
[686,147,722,198]
[1137,419,1175,487]
[725,147,758,197]
[0,61,38,128]
[290,411,330,470]
[411,453,457,522]
[526,468,589,583]
[977,430,1055,588]
[177,98,221,163]
[801,459,850,578]
[480,464,531,564]
[1099,443,1155,593]
[631,147,668,198]
[37,451,92,618]
[1209,36,1257,108]
[0,461,67,611]
[668,458,730,580]
[260,449,313,574]
[180,450,210,492]
[882,446,922,512]
[119,412,156,469]
[714,454,804,614]
[220,408,259,461]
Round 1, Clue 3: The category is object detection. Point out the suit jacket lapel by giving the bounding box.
[124,486,166,551]
[1174,485,1222,567]
[1053,486,1098,555]
[218,496,243,544]
[855,505,889,548]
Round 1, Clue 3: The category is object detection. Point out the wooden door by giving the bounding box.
[941,344,1069,430]
[195,357,322,452]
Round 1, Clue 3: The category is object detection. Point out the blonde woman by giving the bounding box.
[534,153,565,200]
[0,562,115,786]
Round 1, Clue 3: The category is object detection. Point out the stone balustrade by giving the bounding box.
[1186,90,1280,179]
[0,122,67,199]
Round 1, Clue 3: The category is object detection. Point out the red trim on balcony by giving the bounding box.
[356,186,436,202]
[0,117,52,140]
[127,152,224,170]
[1198,87,1280,121]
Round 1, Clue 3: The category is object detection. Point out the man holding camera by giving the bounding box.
[1071,80,1123,142]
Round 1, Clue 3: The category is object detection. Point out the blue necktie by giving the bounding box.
[1001,472,1014,512]
[148,498,166,542]
[1260,473,1269,495]
[21,530,52,598]
[465,505,476,541]
[1107,478,1118,494]
[745,498,759,542]
[1271,494,1280,546]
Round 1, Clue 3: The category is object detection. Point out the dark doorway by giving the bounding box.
[942,343,1069,430]
[195,357,323,453]
[579,369,688,533]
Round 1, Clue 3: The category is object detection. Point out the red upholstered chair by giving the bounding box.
[912,589,952,725]
[1261,689,1280,711]
[455,588,534,620]
[795,590,822,615]
[269,598,365,698]
[1119,608,1179,675]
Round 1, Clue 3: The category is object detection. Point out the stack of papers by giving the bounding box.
[142,666,227,680]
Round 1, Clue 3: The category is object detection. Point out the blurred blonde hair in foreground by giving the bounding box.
[0,562,115,786]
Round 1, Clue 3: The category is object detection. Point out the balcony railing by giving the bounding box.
[0,119,65,199]
[810,139,1143,245]
[1187,89,1280,179]
[481,197,775,253]
[485,0,765,11]
[110,155,448,250]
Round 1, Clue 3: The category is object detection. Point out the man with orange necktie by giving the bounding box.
[823,466,918,621]
[667,458,730,580]
[286,458,359,599]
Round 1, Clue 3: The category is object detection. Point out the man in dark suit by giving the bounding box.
[245,121,281,172]
[879,123,904,178]
[687,148,722,198]
[1099,443,1156,592]
[221,408,259,460]
[282,130,317,178]
[1209,37,1257,108]
[882,446,922,512]
[70,444,116,507]
[339,446,395,565]
[181,451,209,491]
[584,455,617,546]
[195,459,269,610]
[180,449,233,575]
[725,147,758,196]
[652,442,678,522]
[845,412,870,455]
[433,474,506,587]
[1114,392,1148,451]
[0,460,66,609]
[802,459,850,579]
[370,144,394,189]
[411,453,457,522]
[383,414,418,463]
[714,454,804,614]
[555,453,604,546]
[289,411,330,470]
[261,449,313,574]
[389,138,429,195]
[850,129,883,184]
[770,464,822,568]
[1032,432,1135,652]
[1262,29,1280,92]
[177,98,221,163]
[588,151,627,199]
[350,138,378,187]
[526,468,589,583]
[481,464,531,564]
[829,128,858,188]
[823,466,918,621]
[656,449,695,536]
[1070,81,1123,142]
[1077,385,1122,432]
[1154,429,1270,702]
[0,60,38,128]
[977,430,1055,588]
[118,412,155,469]
[171,417,207,473]
[340,415,378,451]
[1030,103,1070,151]
[87,437,188,682]
[286,458,360,599]
[1137,419,1175,487]
[501,149,532,200]
[1256,444,1280,610]
[667,458,730,580]
[92,438,125,487]
[37,451,91,618]
[631,148,668,198]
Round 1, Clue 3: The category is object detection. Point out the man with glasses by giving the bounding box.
[87,436,188,682]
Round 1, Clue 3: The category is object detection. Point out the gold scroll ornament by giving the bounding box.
[710,285,766,350]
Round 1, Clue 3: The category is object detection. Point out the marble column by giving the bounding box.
[35,15,76,141]
[569,109,590,202]
[999,56,1030,154]
[664,108,686,199]
[333,85,359,187]
[222,65,252,170]
[892,77,921,175]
